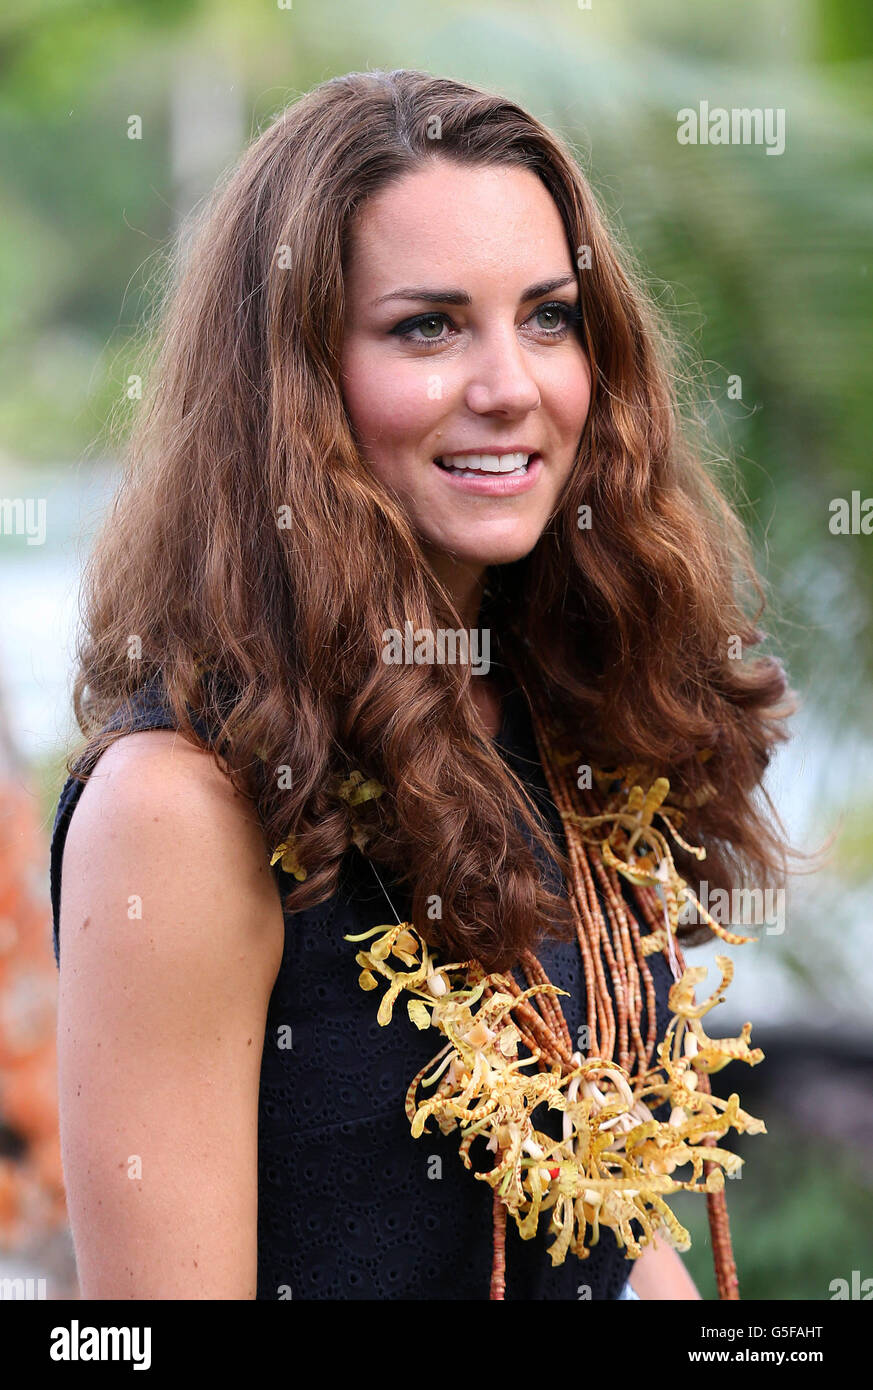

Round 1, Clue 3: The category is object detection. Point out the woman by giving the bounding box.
[50,69,793,1300]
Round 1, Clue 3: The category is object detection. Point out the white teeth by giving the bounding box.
[438,452,531,473]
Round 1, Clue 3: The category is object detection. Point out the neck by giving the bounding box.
[423,548,488,632]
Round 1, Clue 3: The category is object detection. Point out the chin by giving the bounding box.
[437,543,539,573]
[463,529,543,566]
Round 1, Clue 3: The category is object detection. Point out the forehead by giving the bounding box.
[344,161,572,298]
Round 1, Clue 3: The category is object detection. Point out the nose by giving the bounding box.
[463,322,542,416]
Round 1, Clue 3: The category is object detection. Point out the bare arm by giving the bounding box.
[56,731,285,1299]
[628,1233,703,1299]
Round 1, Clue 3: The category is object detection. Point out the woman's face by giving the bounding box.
[340,160,591,591]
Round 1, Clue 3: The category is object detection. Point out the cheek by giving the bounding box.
[556,352,592,429]
[547,359,592,482]
[342,345,441,453]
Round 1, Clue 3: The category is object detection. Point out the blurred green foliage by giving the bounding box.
[675,1112,873,1300]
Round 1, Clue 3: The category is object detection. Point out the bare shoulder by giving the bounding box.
[61,728,285,981]
[56,727,285,1298]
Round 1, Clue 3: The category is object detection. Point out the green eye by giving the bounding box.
[390,300,583,347]
[531,302,584,337]
[390,312,451,344]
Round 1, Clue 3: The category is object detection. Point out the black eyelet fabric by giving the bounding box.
[49,679,675,1300]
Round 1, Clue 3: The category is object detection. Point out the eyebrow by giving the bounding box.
[371,272,578,309]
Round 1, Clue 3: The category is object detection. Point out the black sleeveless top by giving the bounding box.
[49,676,675,1300]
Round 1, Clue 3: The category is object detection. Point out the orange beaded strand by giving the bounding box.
[482,690,741,1302]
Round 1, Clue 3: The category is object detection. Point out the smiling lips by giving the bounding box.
[434,450,536,476]
[432,451,544,494]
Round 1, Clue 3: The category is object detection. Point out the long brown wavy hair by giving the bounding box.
[67,68,796,972]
